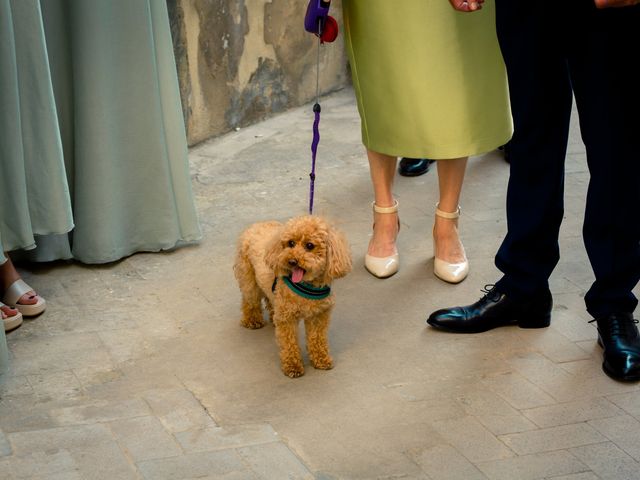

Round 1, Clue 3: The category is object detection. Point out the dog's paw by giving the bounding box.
[240,317,265,329]
[311,356,334,370]
[282,363,305,378]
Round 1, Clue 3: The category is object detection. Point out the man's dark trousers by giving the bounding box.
[493,1,640,317]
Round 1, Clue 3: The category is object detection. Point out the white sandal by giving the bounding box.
[1,301,23,332]
[365,200,400,278]
[3,279,46,317]
[433,204,469,284]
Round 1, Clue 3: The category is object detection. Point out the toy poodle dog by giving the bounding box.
[233,215,352,378]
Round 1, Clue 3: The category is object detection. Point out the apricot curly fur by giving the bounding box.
[233,216,352,378]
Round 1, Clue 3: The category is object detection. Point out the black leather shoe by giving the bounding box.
[427,284,552,333]
[398,158,435,177]
[591,313,640,382]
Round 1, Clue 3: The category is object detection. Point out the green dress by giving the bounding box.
[342,0,512,159]
[2,0,200,265]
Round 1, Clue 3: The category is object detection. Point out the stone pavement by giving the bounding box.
[1,88,639,479]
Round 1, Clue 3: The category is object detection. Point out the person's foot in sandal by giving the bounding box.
[1,257,46,317]
[1,302,23,332]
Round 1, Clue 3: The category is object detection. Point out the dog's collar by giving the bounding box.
[272,276,331,300]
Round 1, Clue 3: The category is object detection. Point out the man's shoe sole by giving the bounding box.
[427,314,551,334]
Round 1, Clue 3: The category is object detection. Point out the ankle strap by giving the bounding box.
[372,199,399,214]
[435,203,461,219]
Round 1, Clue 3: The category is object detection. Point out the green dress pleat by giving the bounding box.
[0,0,74,264]
[28,0,202,264]
[342,0,512,159]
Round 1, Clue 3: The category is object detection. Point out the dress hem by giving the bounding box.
[362,131,513,160]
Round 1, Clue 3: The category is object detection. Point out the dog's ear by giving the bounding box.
[264,229,284,274]
[325,227,352,281]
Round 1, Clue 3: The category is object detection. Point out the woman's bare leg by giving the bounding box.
[367,149,399,258]
[434,157,468,264]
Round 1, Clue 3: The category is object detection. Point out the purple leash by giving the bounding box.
[309,102,321,214]
[308,30,323,215]
[305,1,338,215]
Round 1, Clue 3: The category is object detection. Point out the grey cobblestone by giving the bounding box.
[522,397,623,428]
[66,442,139,480]
[430,416,515,462]
[606,391,640,418]
[8,424,114,454]
[499,423,607,455]
[137,450,248,479]
[570,442,640,480]
[143,388,217,433]
[475,450,588,480]
[175,424,279,452]
[408,444,488,480]
[50,398,151,426]
[108,416,183,462]
[237,442,314,479]
[0,450,77,478]
[588,414,640,462]
[0,429,11,456]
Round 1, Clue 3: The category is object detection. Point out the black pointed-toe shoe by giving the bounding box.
[591,313,640,382]
[398,158,435,177]
[426,284,552,333]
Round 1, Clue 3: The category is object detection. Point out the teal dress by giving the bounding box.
[28,0,202,263]
[0,0,73,265]
[0,0,201,263]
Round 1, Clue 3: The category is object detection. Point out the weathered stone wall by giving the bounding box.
[167,0,349,146]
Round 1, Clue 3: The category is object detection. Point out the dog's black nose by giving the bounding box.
[288,259,298,267]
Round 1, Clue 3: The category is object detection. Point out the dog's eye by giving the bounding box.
[305,242,315,251]
[287,240,295,248]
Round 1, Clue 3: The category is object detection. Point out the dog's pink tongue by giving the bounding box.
[291,267,305,283]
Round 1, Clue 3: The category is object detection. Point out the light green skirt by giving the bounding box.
[342,0,512,159]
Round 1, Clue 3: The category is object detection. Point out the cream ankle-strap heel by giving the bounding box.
[365,199,400,279]
[433,203,469,284]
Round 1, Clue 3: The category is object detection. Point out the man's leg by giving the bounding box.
[568,5,640,318]
[426,2,572,333]
[568,4,640,381]
[493,2,573,299]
